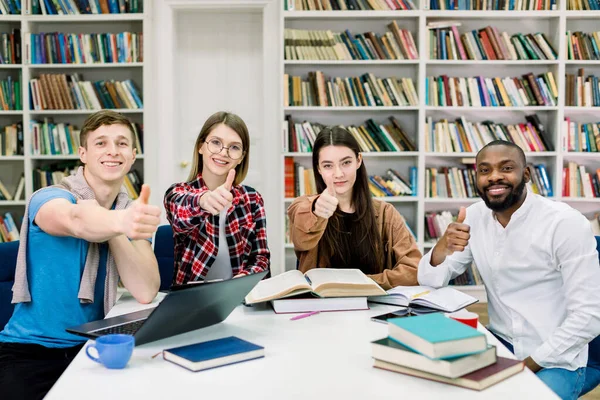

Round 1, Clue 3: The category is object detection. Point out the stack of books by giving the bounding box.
[284,23,418,61]
[371,313,525,391]
[368,168,416,198]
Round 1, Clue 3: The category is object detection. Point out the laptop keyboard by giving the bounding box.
[92,319,146,336]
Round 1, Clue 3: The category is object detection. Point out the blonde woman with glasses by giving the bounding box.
[164,111,270,285]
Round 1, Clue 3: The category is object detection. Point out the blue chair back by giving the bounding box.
[589,236,600,368]
[154,225,175,291]
[0,241,19,330]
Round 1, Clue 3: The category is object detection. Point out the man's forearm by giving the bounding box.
[429,242,448,267]
[109,235,160,304]
[524,356,542,372]
[70,206,124,243]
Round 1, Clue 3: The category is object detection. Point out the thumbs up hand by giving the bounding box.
[199,169,236,215]
[438,207,471,256]
[313,175,339,220]
[120,184,162,240]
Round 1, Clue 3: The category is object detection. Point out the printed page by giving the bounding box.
[244,270,311,304]
[387,285,436,300]
[410,286,477,312]
[306,268,386,296]
[305,268,374,288]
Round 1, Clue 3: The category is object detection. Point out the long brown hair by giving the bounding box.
[187,111,249,185]
[312,126,383,274]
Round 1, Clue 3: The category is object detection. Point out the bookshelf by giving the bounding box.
[0,1,147,236]
[280,1,600,303]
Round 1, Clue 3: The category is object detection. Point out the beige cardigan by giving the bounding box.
[287,195,422,290]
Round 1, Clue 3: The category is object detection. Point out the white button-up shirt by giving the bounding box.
[418,192,600,370]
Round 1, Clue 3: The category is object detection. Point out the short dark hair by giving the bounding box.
[476,140,526,166]
[80,110,135,149]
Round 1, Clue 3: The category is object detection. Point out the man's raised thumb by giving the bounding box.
[139,184,151,205]
[456,206,467,224]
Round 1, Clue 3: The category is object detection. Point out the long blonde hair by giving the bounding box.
[187,111,250,185]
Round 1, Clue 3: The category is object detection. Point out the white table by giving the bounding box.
[45,293,558,400]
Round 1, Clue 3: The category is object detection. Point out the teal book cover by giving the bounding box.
[388,313,484,344]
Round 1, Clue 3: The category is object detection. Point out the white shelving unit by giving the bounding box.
[0,3,148,227]
[280,2,600,302]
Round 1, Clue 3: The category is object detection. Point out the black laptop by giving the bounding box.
[66,271,268,346]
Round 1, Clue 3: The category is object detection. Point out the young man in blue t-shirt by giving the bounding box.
[0,110,161,400]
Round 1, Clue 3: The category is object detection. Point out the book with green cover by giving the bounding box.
[387,313,487,359]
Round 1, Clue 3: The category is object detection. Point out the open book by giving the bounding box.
[368,285,477,313]
[244,268,387,305]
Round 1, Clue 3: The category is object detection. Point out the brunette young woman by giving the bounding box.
[287,126,421,290]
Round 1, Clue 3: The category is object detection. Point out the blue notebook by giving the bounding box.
[387,313,487,360]
[162,336,264,372]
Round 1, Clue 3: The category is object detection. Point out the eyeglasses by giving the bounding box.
[204,138,245,160]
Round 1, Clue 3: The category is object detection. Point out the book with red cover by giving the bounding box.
[374,356,525,391]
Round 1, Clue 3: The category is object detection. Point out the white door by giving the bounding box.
[150,0,282,274]
[173,10,264,190]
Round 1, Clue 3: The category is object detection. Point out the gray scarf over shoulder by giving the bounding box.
[11,166,133,316]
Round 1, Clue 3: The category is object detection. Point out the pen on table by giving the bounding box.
[410,290,430,299]
[151,351,162,359]
[290,311,320,321]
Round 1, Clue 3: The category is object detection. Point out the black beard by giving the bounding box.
[477,176,526,212]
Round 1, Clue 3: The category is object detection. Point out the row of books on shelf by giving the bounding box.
[431,0,555,9]
[284,0,416,10]
[368,167,417,197]
[0,174,24,201]
[566,31,600,61]
[27,32,143,65]
[282,118,599,154]
[31,164,142,197]
[0,120,144,156]
[425,163,554,198]
[565,69,600,107]
[427,22,557,61]
[0,76,21,111]
[283,115,416,153]
[284,22,418,61]
[31,119,143,155]
[568,0,600,9]
[284,159,418,198]
[424,210,455,240]
[284,162,597,199]
[528,164,555,196]
[29,0,143,15]
[425,73,558,108]
[563,162,600,198]
[284,0,600,9]
[563,118,600,152]
[0,212,19,243]
[0,0,19,14]
[425,114,552,153]
[0,122,23,156]
[284,161,316,197]
[426,165,478,199]
[285,0,560,10]
[284,72,418,107]
[30,73,143,110]
[0,30,21,65]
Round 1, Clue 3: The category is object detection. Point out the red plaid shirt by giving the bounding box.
[164,174,270,285]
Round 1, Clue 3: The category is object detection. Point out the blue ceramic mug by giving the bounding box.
[85,334,135,369]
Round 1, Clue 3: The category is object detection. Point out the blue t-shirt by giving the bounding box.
[0,188,107,348]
